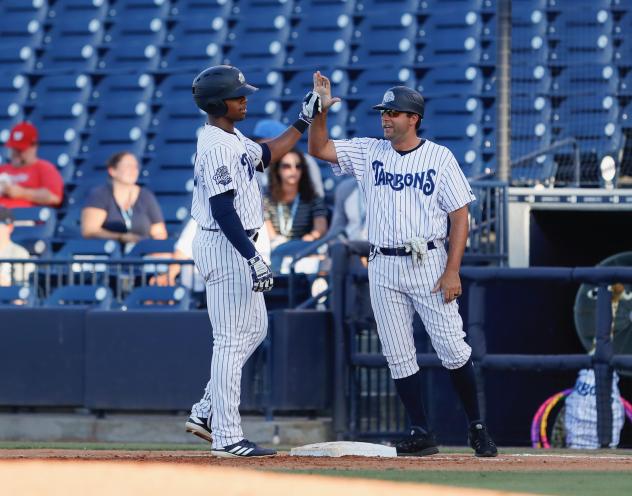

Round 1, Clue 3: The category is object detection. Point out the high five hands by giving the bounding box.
[313,71,341,112]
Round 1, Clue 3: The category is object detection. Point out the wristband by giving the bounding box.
[292,119,309,134]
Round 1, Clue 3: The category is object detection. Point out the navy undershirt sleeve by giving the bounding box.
[210,190,256,260]
[256,143,272,171]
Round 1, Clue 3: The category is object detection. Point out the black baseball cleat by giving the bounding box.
[185,416,212,443]
[395,426,439,456]
[468,422,498,457]
[212,438,277,458]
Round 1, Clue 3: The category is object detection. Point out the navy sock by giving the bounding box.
[393,371,430,431]
[449,359,482,424]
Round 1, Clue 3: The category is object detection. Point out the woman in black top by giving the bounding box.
[81,151,167,246]
[264,149,328,272]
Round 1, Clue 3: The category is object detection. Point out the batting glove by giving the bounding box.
[298,91,322,125]
[247,253,274,292]
[404,237,428,265]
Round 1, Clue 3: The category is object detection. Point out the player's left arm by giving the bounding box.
[432,205,469,303]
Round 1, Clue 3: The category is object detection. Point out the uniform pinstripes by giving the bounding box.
[191,228,267,447]
[189,122,267,449]
[332,136,474,380]
[191,125,264,231]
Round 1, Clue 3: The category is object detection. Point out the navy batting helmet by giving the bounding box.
[192,65,258,117]
[372,86,425,118]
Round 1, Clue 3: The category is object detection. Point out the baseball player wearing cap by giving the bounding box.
[308,72,497,457]
[184,65,320,457]
[0,122,64,208]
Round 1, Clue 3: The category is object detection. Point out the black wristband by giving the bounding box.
[292,119,309,134]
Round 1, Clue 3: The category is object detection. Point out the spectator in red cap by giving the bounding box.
[0,122,64,208]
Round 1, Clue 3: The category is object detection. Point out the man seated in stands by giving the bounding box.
[81,151,167,248]
[0,207,33,286]
[0,122,64,208]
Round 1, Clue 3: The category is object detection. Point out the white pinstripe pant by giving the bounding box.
[368,244,471,379]
[190,228,267,448]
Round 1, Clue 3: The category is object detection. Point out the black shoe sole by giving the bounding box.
[185,422,212,443]
[475,451,498,458]
[397,446,439,457]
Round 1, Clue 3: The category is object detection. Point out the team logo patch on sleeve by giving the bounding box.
[213,166,232,186]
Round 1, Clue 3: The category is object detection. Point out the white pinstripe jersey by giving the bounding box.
[332,138,475,247]
[191,124,264,230]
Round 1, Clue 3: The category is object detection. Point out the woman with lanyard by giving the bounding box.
[81,151,167,248]
[264,149,328,272]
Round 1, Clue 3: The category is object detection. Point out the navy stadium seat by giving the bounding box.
[286,31,351,68]
[98,41,163,72]
[11,207,57,245]
[351,31,416,67]
[79,126,147,172]
[418,65,484,97]
[28,74,92,105]
[35,16,104,71]
[223,31,287,68]
[0,286,36,307]
[0,43,36,74]
[164,16,227,69]
[349,67,416,99]
[56,239,121,259]
[104,15,167,47]
[511,64,552,96]
[46,0,108,20]
[107,0,171,19]
[44,285,113,309]
[153,72,198,103]
[169,0,233,19]
[0,8,45,48]
[121,285,190,310]
[0,74,28,108]
[551,64,618,95]
[144,169,193,196]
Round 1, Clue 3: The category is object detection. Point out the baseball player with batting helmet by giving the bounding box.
[184,65,320,457]
[308,72,497,457]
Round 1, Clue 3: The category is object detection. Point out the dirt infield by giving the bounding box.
[2,449,632,472]
[0,460,545,496]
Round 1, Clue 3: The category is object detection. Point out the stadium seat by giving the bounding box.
[153,72,199,103]
[28,74,92,105]
[297,0,355,17]
[143,169,193,196]
[46,0,108,20]
[282,68,349,101]
[158,196,190,235]
[418,0,494,12]
[417,27,482,65]
[98,41,163,72]
[349,67,416,99]
[551,27,614,65]
[27,101,87,181]
[0,74,28,108]
[125,239,176,258]
[169,0,233,19]
[511,64,552,96]
[107,0,171,19]
[223,31,287,68]
[285,31,351,68]
[164,16,228,69]
[351,31,416,67]
[0,105,24,147]
[551,64,618,95]
[104,15,167,47]
[11,207,57,244]
[0,43,36,74]
[510,155,558,187]
[43,285,113,309]
[35,16,104,71]
[79,126,147,171]
[121,285,191,310]
[55,239,121,259]
[0,8,45,48]
[0,286,37,307]
[418,65,484,97]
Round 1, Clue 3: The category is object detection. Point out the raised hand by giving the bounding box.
[313,71,341,111]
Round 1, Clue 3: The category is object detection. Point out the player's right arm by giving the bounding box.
[308,71,339,163]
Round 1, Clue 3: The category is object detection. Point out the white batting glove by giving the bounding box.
[404,237,428,265]
[298,91,321,124]
[247,253,274,292]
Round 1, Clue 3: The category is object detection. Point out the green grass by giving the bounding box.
[285,470,632,496]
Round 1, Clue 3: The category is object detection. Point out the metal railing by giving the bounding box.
[0,258,195,304]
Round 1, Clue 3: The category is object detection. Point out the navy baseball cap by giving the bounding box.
[373,86,425,118]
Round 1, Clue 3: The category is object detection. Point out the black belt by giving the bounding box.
[202,227,258,239]
[370,241,438,256]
